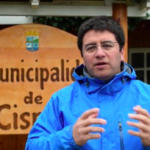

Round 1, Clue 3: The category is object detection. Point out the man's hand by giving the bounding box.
[127,105,150,147]
[73,108,107,146]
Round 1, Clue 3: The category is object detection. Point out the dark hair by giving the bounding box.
[77,16,125,56]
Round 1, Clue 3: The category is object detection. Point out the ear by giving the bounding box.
[120,48,124,62]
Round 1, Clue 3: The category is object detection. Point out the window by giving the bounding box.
[129,49,150,84]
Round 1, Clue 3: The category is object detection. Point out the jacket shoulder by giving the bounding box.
[50,81,82,104]
[57,81,80,94]
[128,79,150,98]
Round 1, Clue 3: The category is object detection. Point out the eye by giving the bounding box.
[86,45,97,51]
[102,44,113,49]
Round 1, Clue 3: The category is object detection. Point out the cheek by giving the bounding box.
[83,55,93,65]
[109,52,122,62]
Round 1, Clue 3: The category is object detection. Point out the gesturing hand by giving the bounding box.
[73,108,107,146]
[127,105,150,147]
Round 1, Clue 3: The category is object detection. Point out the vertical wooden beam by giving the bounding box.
[112,3,128,62]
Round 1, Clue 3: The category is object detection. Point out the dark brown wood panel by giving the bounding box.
[129,20,150,48]
[0,135,28,150]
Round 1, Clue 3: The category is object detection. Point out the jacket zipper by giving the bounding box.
[118,122,124,150]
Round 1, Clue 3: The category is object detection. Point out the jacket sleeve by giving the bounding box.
[143,146,150,150]
[25,94,81,150]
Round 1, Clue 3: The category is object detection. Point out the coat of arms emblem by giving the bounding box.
[26,31,39,51]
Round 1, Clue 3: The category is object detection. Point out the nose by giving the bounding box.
[94,45,105,58]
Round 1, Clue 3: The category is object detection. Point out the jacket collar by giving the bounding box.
[73,63,136,95]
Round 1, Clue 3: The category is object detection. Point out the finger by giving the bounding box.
[81,126,105,134]
[84,133,101,141]
[127,130,148,139]
[133,106,150,119]
[79,108,100,120]
[127,121,149,132]
[134,105,141,108]
[128,114,150,125]
[80,118,107,127]
[88,112,99,118]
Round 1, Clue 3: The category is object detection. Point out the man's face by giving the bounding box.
[82,30,124,81]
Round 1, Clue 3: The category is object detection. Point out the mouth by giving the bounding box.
[94,62,108,69]
[95,62,107,66]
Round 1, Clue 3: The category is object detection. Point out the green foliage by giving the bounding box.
[33,15,150,36]
[33,16,90,35]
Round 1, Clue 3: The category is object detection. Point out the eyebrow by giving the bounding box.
[84,43,97,48]
[84,41,114,46]
[83,41,116,49]
[101,41,114,44]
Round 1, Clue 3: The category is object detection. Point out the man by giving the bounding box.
[25,16,150,150]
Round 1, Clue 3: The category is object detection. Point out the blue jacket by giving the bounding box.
[25,63,150,150]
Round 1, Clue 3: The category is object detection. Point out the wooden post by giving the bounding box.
[112,3,128,62]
